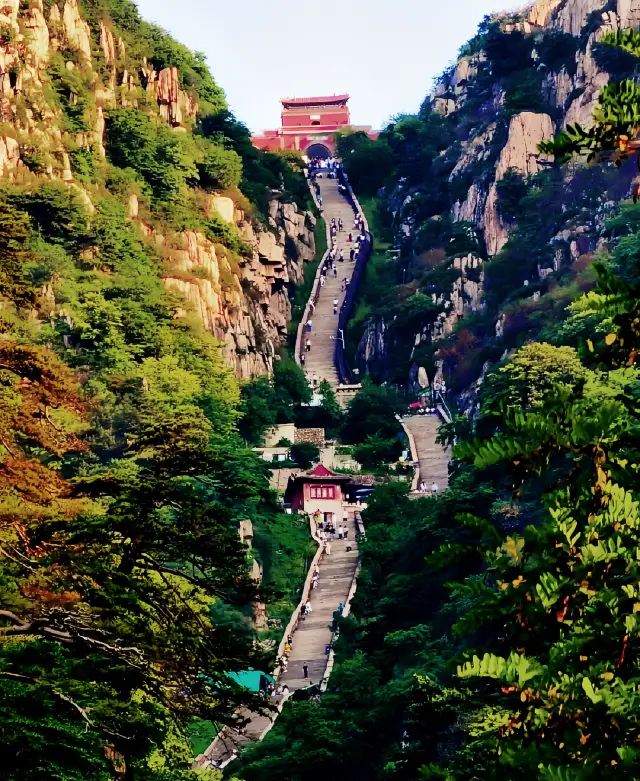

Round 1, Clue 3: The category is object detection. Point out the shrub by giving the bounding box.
[290,441,320,469]
[502,70,544,115]
[198,144,243,190]
[69,147,98,185]
[340,382,404,445]
[5,182,90,246]
[47,53,95,133]
[336,131,395,196]
[484,24,534,78]
[353,434,402,469]
[105,108,197,203]
[536,30,580,75]
[205,215,251,257]
[496,168,527,222]
[458,15,492,58]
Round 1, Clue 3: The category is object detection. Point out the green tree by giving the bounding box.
[272,359,312,421]
[353,434,401,469]
[0,200,37,305]
[480,342,588,414]
[336,131,395,196]
[238,376,277,445]
[340,382,405,446]
[290,441,320,468]
[198,144,243,190]
[105,108,197,202]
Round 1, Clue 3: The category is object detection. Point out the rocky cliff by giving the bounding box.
[0,0,314,377]
[354,0,639,403]
[161,196,315,377]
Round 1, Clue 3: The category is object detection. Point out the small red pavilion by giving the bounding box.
[284,464,350,524]
[251,95,376,159]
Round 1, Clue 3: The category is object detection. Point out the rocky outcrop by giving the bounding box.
[484,112,554,255]
[527,0,565,27]
[141,65,199,128]
[0,136,21,175]
[0,0,317,380]
[62,0,92,64]
[22,0,50,75]
[359,0,637,396]
[152,200,315,378]
[495,112,554,179]
[356,317,390,379]
[99,20,116,65]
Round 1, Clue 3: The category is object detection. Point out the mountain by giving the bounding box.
[345,0,640,410]
[0,1,319,778]
[230,6,640,780]
[0,0,316,377]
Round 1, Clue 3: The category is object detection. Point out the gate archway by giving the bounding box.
[306,143,331,160]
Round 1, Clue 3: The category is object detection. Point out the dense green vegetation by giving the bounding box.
[231,178,640,781]
[7,1,640,779]
[0,0,319,778]
[238,364,406,468]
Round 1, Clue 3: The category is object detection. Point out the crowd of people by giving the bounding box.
[299,161,368,384]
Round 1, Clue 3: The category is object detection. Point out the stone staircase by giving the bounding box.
[302,175,360,393]
[402,414,450,491]
[196,513,360,770]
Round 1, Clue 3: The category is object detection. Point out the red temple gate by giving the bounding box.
[251,94,376,157]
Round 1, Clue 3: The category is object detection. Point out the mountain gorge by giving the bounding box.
[230,2,640,780]
[5,0,640,778]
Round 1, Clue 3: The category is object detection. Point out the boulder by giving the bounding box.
[209,195,235,223]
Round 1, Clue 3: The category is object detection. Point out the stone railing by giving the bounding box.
[335,168,371,385]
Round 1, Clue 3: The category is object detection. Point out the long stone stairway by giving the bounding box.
[302,175,359,390]
[402,414,450,492]
[197,513,359,770]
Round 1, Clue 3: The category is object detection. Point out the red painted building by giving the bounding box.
[251,95,376,159]
[285,464,351,524]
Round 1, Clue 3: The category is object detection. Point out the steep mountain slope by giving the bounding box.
[0,1,318,778]
[346,0,640,408]
[0,0,316,377]
[231,8,640,781]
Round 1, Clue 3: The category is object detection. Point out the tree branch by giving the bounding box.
[44,404,63,434]
[0,436,16,457]
[0,545,36,573]
[0,610,73,642]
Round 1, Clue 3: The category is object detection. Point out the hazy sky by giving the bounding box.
[135,0,505,133]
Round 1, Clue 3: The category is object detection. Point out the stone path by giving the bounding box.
[302,175,360,391]
[402,414,450,492]
[278,520,359,691]
[197,513,360,770]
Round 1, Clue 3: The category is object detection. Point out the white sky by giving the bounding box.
[135,0,506,133]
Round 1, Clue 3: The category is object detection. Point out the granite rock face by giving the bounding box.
[158,202,315,378]
[356,0,636,391]
[0,0,316,378]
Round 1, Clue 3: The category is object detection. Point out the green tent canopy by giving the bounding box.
[228,669,275,693]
